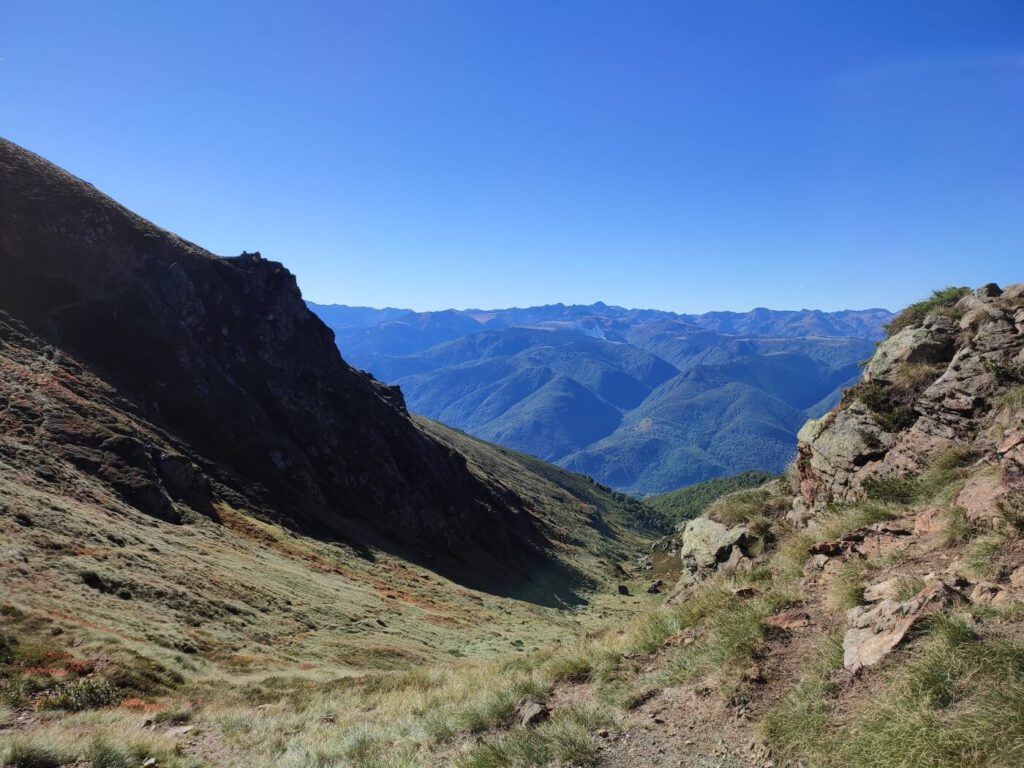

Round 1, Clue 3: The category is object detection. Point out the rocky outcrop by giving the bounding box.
[863,316,957,384]
[660,517,762,600]
[679,518,754,568]
[797,284,1024,512]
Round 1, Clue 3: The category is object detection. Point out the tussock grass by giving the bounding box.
[454,705,613,768]
[761,633,844,757]
[999,491,1024,531]
[942,505,974,546]
[828,559,871,611]
[766,615,1024,767]
[707,481,791,527]
[1000,385,1024,411]
[0,725,196,768]
[862,446,974,507]
[965,533,1009,581]
[665,584,797,686]
[885,286,970,337]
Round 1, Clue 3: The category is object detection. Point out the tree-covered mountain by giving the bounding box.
[309,302,892,495]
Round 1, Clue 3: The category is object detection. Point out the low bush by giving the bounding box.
[38,677,121,711]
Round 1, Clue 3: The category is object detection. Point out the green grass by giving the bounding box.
[766,615,1024,767]
[942,506,974,546]
[761,634,844,757]
[664,585,797,687]
[1000,385,1024,411]
[706,480,791,527]
[965,533,1009,581]
[861,446,973,507]
[885,286,971,337]
[828,559,871,611]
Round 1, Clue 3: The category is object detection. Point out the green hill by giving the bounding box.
[645,470,778,524]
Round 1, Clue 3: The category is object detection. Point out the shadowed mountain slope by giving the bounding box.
[0,138,656,595]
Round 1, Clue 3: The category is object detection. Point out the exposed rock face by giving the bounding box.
[863,316,957,384]
[843,581,962,671]
[797,285,1024,511]
[0,138,551,586]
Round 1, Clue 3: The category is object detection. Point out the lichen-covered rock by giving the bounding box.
[797,402,895,507]
[864,316,956,384]
[679,518,753,568]
[798,284,1024,513]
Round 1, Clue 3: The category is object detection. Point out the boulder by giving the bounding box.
[955,474,1005,523]
[968,582,1007,605]
[157,452,214,516]
[721,545,752,574]
[679,518,753,568]
[515,695,550,727]
[913,506,945,535]
[843,581,962,671]
[797,403,895,508]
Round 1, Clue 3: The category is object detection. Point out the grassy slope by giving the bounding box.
[15,451,1020,768]
[0,356,666,767]
[646,470,778,525]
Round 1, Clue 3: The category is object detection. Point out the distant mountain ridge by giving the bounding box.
[308,301,894,495]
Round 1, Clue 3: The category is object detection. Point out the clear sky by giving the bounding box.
[2,1,1022,313]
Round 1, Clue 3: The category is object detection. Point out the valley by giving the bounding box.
[310,302,891,496]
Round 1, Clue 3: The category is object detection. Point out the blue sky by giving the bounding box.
[3,1,1022,313]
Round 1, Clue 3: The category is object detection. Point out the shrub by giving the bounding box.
[38,677,121,711]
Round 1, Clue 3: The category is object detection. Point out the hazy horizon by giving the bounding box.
[307,298,899,315]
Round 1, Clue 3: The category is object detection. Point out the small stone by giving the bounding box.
[764,609,811,631]
[1010,565,1024,589]
[914,506,945,535]
[969,582,1006,605]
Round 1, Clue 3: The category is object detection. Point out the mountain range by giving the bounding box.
[309,301,893,495]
